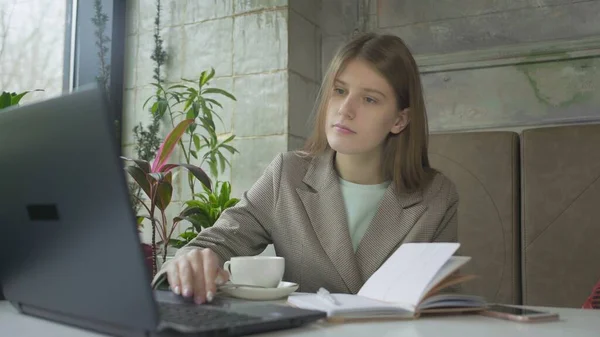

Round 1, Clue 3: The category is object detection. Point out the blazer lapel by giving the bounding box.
[355,185,427,281]
[296,150,363,293]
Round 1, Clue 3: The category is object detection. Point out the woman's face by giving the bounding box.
[325,58,409,157]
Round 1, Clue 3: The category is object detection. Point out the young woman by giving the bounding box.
[152,33,459,304]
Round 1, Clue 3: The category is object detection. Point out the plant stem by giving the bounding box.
[161,209,168,263]
[186,132,196,198]
[152,225,156,276]
[149,184,159,276]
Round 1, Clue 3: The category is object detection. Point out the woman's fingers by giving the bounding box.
[202,249,219,302]
[167,248,226,304]
[166,262,181,295]
[176,258,194,298]
[187,249,207,304]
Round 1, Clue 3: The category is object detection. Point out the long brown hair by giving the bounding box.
[303,32,435,193]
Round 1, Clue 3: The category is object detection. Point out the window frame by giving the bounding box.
[63,0,127,128]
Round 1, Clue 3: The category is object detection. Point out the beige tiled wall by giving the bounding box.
[124,1,295,244]
[123,0,362,245]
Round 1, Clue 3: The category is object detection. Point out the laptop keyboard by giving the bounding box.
[158,302,263,330]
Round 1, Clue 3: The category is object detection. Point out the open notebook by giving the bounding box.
[287,243,486,322]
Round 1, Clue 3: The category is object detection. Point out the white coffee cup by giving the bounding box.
[223,256,284,288]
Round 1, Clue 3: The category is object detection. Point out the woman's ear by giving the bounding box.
[390,108,410,134]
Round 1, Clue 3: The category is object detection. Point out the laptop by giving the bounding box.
[0,85,326,337]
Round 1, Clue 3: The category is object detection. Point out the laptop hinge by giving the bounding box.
[20,302,152,337]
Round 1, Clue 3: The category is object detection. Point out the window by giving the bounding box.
[64,0,126,128]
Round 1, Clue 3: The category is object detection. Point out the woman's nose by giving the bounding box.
[337,96,356,119]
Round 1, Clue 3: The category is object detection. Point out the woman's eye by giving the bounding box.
[365,97,377,104]
[334,88,345,95]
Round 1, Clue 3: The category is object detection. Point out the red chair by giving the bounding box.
[582,279,600,309]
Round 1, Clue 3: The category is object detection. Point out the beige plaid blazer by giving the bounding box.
[152,150,459,294]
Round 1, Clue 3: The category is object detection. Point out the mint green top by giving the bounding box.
[339,178,391,252]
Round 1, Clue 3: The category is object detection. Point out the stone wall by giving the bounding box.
[123,1,339,246]
[363,0,600,132]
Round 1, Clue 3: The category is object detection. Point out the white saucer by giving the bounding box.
[218,281,299,301]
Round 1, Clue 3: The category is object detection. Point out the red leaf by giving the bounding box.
[179,164,212,191]
[154,172,173,211]
[151,119,194,172]
[159,163,212,191]
[158,164,179,173]
[125,166,152,199]
[121,157,151,173]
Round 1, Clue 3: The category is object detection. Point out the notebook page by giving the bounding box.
[421,256,471,298]
[287,293,412,317]
[357,243,460,307]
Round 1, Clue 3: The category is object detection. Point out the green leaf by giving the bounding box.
[202,88,236,101]
[186,87,199,96]
[209,157,218,178]
[173,228,199,245]
[223,181,231,198]
[169,239,187,249]
[199,114,215,134]
[142,95,155,110]
[156,99,168,118]
[200,68,216,87]
[212,110,225,127]
[181,78,197,83]
[220,144,238,154]
[191,192,210,204]
[193,134,201,151]
[181,201,203,210]
[193,101,202,118]
[209,208,219,221]
[185,213,213,231]
[168,91,183,104]
[149,82,165,92]
[190,150,198,159]
[200,135,211,149]
[201,99,210,116]
[10,91,29,106]
[218,182,229,207]
[204,98,223,109]
[0,92,11,109]
[185,108,196,120]
[223,198,240,209]
[1,90,42,109]
[183,92,197,112]
[137,215,159,224]
[201,181,212,194]
[217,152,227,174]
[167,84,188,90]
[150,99,168,118]
[208,193,218,206]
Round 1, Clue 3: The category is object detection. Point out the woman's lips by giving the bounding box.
[333,123,356,134]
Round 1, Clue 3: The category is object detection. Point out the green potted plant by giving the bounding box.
[122,118,212,276]
[0,90,41,109]
[170,181,240,248]
[140,69,240,250]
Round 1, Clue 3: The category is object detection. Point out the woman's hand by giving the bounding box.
[166,248,230,304]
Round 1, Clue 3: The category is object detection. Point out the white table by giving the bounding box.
[2,300,600,337]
